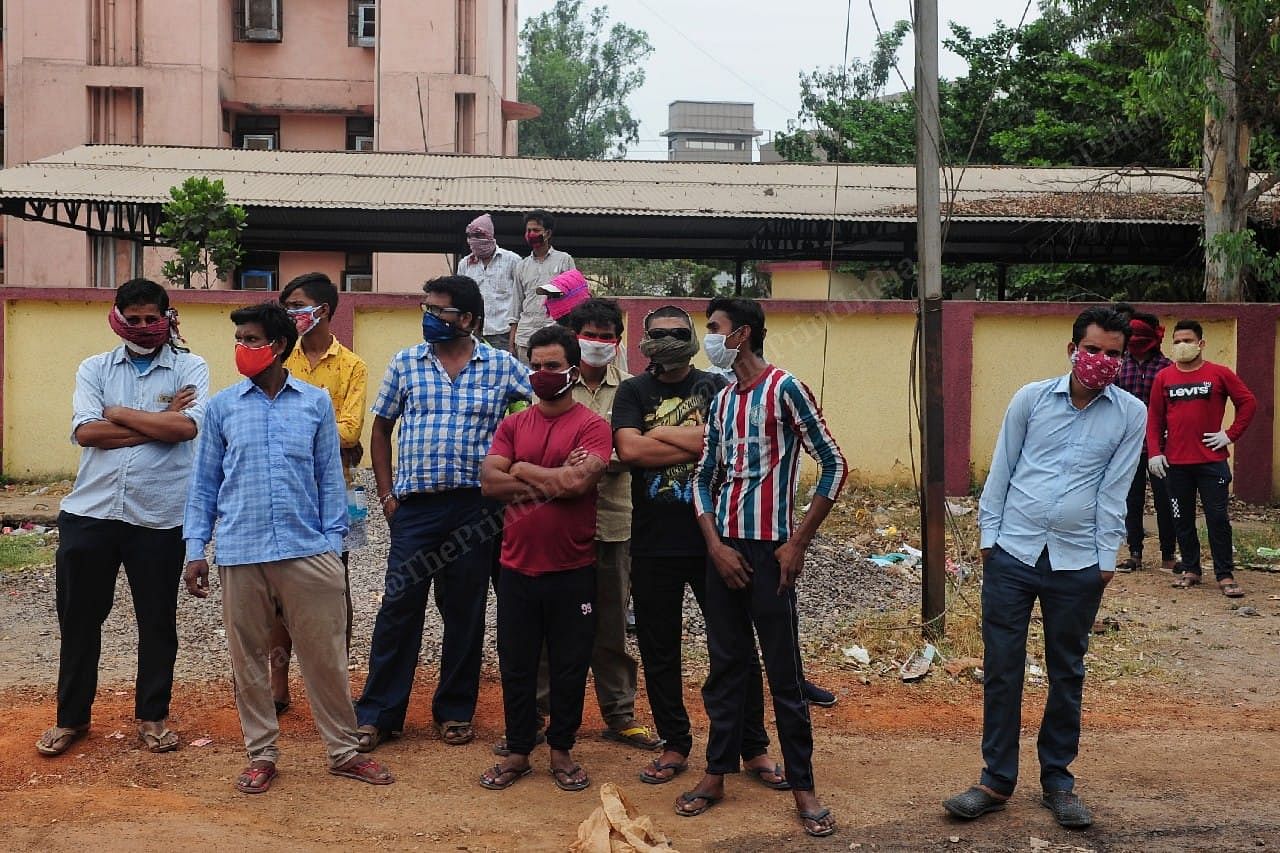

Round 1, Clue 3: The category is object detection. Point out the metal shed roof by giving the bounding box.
[0,144,1274,264]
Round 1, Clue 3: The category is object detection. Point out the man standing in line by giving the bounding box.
[268,273,368,714]
[1116,311,1176,573]
[681,298,847,838]
[613,305,787,789]
[509,209,574,361]
[944,307,1144,829]
[356,276,531,751]
[183,302,392,793]
[38,279,208,758]
[479,324,612,793]
[1147,320,1256,597]
[458,213,520,352]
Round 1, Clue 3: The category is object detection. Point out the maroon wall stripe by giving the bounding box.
[1231,311,1275,504]
[942,301,976,495]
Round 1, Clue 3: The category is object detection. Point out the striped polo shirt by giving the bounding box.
[693,364,847,542]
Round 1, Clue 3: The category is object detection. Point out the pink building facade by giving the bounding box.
[1,0,523,292]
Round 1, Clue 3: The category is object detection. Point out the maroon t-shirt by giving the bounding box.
[489,402,613,575]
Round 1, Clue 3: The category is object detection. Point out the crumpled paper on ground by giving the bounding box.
[569,782,679,853]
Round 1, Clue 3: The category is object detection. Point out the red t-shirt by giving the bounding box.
[489,402,613,575]
[1146,361,1257,465]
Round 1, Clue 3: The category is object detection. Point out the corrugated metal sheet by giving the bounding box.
[0,144,1251,224]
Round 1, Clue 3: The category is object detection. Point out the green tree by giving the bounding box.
[157,177,246,290]
[518,0,653,159]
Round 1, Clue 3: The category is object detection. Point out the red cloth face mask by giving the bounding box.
[108,307,171,352]
[1127,318,1164,357]
[529,366,575,400]
[235,342,277,378]
[1070,348,1122,390]
[525,231,546,248]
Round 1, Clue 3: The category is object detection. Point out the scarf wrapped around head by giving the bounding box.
[108,306,189,353]
[1127,317,1163,358]
[466,213,497,261]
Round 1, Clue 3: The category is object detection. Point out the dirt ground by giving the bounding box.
[3,486,1280,851]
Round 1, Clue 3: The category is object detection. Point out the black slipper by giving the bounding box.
[799,807,837,837]
[674,791,721,817]
[479,764,532,790]
[551,764,590,792]
[943,786,1009,819]
[640,759,688,785]
[746,762,791,790]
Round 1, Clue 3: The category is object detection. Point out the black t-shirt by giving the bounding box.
[612,368,728,557]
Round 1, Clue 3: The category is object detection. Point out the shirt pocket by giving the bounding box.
[282,430,313,461]
[1074,435,1117,472]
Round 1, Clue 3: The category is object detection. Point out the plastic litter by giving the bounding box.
[900,644,936,682]
[189,737,213,748]
[945,501,973,517]
[869,553,909,567]
[842,644,871,665]
[1256,547,1280,559]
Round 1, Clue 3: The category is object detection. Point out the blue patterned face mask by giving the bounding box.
[422,310,465,343]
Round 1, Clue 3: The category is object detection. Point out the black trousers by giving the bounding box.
[1125,451,1177,559]
[1166,461,1235,581]
[702,538,814,790]
[54,511,184,727]
[632,553,768,759]
[980,545,1103,796]
[497,565,597,755]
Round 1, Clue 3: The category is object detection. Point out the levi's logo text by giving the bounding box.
[1166,381,1212,400]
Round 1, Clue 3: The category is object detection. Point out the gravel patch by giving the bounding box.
[0,469,919,690]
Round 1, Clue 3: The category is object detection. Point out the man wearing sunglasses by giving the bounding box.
[612,306,788,790]
[355,275,532,753]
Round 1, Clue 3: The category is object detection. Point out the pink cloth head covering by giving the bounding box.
[467,213,495,237]
[540,269,591,321]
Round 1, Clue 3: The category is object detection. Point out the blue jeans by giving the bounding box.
[356,489,498,732]
[1166,461,1234,581]
[980,545,1104,796]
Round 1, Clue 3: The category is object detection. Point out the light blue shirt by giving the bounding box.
[183,374,347,565]
[61,345,209,529]
[979,374,1146,573]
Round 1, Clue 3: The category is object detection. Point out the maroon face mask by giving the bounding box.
[529,366,575,400]
[108,307,171,351]
[524,231,546,248]
[1070,348,1122,390]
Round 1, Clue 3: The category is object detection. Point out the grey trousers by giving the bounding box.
[220,552,359,768]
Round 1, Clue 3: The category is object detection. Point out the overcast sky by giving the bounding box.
[518,0,1042,159]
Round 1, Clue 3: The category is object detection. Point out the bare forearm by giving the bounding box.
[617,433,696,467]
[482,470,544,503]
[697,512,723,550]
[790,495,835,547]
[648,425,706,454]
[371,423,395,497]
[106,408,196,443]
[75,421,151,448]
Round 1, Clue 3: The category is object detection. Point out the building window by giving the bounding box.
[683,139,742,151]
[456,0,476,74]
[234,115,280,149]
[454,93,475,154]
[342,252,373,292]
[235,0,282,43]
[346,117,375,151]
[89,87,143,144]
[236,251,279,290]
[90,236,143,289]
[348,1,376,47]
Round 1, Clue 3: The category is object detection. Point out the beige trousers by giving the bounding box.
[220,552,359,768]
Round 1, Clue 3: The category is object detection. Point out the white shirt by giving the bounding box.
[458,247,520,336]
[510,248,575,347]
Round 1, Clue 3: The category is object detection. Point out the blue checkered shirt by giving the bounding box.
[183,375,348,565]
[373,340,532,496]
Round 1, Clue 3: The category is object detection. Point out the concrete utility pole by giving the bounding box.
[1203,0,1249,301]
[915,0,946,639]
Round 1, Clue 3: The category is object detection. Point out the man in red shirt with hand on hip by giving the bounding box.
[1147,319,1256,597]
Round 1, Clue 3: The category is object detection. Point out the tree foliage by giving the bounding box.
[156,177,246,290]
[580,257,771,299]
[518,0,653,159]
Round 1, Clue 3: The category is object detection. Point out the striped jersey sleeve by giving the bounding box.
[780,374,848,502]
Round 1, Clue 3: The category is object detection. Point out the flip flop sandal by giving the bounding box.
[674,791,721,817]
[1219,580,1245,598]
[746,762,791,790]
[36,725,88,757]
[602,725,663,750]
[799,807,837,837]
[480,764,533,790]
[436,721,475,746]
[356,724,391,753]
[492,731,545,756]
[329,757,394,785]
[138,725,180,754]
[235,763,278,794]
[1171,573,1202,589]
[640,759,688,785]
[550,765,591,792]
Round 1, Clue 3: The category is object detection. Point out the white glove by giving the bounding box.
[1202,431,1230,451]
[1148,455,1169,478]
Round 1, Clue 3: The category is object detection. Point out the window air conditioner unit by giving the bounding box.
[240,269,276,291]
[241,134,276,150]
[244,0,282,42]
[353,135,375,151]
[344,273,374,292]
[356,4,376,47]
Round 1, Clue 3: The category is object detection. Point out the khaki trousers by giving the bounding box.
[220,552,359,768]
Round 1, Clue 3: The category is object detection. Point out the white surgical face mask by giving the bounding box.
[578,339,617,367]
[704,331,740,369]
